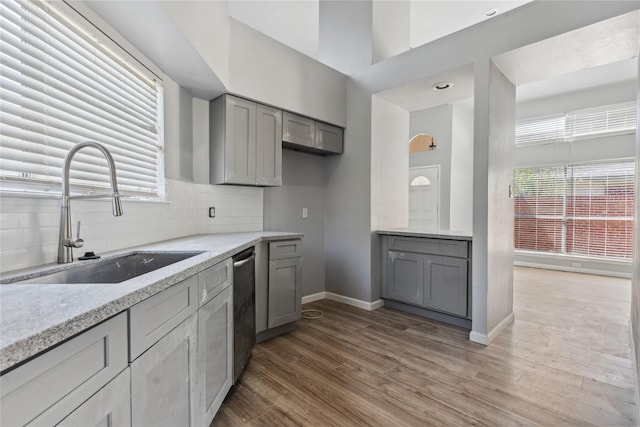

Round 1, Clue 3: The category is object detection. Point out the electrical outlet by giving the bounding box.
[302,208,308,218]
[208,207,215,218]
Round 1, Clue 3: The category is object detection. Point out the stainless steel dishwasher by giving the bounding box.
[232,247,256,383]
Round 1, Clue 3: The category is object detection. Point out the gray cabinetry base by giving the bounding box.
[383,299,472,330]
[256,322,296,343]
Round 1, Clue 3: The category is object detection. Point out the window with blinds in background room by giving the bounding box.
[0,0,164,197]
[514,161,635,260]
[515,101,637,145]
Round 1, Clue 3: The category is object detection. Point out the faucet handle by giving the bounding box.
[65,221,84,249]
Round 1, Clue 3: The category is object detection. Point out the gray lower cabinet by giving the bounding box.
[58,367,131,427]
[383,235,470,319]
[1,260,235,427]
[210,94,282,186]
[198,285,233,427]
[131,312,198,427]
[255,240,303,338]
[268,240,302,329]
[386,250,424,306]
[0,312,128,427]
[424,255,468,317]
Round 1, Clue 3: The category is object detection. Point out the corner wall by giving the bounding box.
[470,59,516,344]
[263,150,326,297]
[324,79,373,302]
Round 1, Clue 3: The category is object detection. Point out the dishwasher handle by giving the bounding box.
[233,249,255,267]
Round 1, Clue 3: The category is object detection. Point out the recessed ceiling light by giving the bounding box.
[485,8,498,17]
[433,82,453,91]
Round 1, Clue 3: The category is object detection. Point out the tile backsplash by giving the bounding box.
[0,179,263,272]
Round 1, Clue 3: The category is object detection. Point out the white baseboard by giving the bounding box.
[301,292,326,305]
[514,260,631,279]
[301,291,384,311]
[630,319,640,424]
[470,312,515,345]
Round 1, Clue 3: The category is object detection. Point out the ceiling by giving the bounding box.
[228,0,531,73]
[375,9,639,112]
[229,2,637,112]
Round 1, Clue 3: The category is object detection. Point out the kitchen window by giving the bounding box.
[0,0,164,198]
[514,161,635,260]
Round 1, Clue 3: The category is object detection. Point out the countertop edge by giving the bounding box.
[0,231,302,373]
[376,229,473,241]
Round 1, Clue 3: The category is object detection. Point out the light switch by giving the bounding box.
[302,208,308,218]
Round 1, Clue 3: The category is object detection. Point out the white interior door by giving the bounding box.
[409,166,440,229]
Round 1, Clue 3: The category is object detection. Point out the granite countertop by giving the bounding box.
[0,231,302,373]
[377,228,473,241]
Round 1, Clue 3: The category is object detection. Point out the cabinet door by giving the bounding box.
[57,368,131,427]
[1,313,127,427]
[315,122,343,154]
[256,105,282,186]
[282,112,314,148]
[268,257,302,328]
[386,251,424,306]
[225,96,256,185]
[198,286,233,427]
[131,314,198,427]
[424,255,468,317]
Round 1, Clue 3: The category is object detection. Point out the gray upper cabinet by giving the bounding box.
[268,240,303,329]
[282,112,315,148]
[283,111,343,155]
[210,94,282,187]
[315,122,343,154]
[256,104,283,186]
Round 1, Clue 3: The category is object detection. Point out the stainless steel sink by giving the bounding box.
[17,251,203,284]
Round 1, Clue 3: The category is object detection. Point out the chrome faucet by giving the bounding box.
[58,141,123,263]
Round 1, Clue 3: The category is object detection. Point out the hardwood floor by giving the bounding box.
[213,267,637,426]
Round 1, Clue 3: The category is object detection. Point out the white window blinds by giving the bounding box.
[515,101,637,145]
[514,161,635,260]
[0,0,163,197]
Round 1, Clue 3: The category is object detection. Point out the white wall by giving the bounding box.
[632,53,640,420]
[372,1,410,64]
[470,59,516,344]
[324,80,373,302]
[450,100,475,232]
[0,180,263,272]
[263,150,326,296]
[228,19,347,127]
[319,0,372,76]
[409,104,453,230]
[371,96,410,230]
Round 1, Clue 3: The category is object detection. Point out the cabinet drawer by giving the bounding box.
[282,112,314,148]
[388,236,468,258]
[198,258,233,306]
[57,367,131,427]
[129,276,198,361]
[269,240,301,260]
[1,312,128,427]
[315,122,343,154]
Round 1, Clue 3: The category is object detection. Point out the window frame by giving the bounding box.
[0,0,166,200]
[514,159,636,261]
